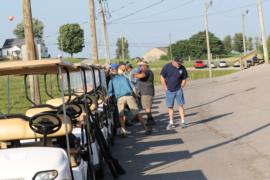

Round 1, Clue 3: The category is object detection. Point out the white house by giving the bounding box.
[143,47,168,62]
[1,38,50,60]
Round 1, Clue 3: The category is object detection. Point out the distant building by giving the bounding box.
[143,47,168,62]
[1,38,50,60]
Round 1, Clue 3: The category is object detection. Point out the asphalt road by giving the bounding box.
[105,64,270,180]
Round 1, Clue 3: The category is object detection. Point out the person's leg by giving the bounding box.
[166,91,176,130]
[168,107,174,124]
[179,105,185,123]
[176,89,186,127]
[127,96,152,134]
[117,97,128,136]
[141,95,155,125]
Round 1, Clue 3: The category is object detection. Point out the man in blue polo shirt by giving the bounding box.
[160,58,188,130]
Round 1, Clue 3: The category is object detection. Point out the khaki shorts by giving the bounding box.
[117,96,139,116]
[141,95,153,109]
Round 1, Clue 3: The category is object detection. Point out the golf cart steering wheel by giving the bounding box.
[29,113,62,135]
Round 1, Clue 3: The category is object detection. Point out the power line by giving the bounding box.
[109,0,165,23]
[110,2,259,25]
[110,1,135,13]
[122,0,196,22]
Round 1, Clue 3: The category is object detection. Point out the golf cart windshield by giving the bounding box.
[62,71,84,95]
[0,59,77,113]
[94,69,101,87]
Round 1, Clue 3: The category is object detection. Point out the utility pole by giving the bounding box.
[256,0,269,64]
[204,0,212,79]
[89,0,99,64]
[122,37,125,62]
[99,0,111,64]
[169,33,173,60]
[241,11,248,55]
[23,0,40,104]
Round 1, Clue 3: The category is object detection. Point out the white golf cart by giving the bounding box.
[0,59,94,180]
[76,64,124,179]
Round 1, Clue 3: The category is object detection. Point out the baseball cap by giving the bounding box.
[174,57,183,64]
[110,63,118,70]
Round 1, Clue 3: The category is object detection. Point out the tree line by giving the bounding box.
[170,31,266,60]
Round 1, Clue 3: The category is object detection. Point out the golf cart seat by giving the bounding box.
[0,114,72,142]
[26,105,55,117]
[46,96,76,107]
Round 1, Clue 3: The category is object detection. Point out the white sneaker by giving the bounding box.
[121,128,131,135]
[166,123,175,130]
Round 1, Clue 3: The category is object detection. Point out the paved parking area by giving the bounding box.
[105,65,270,180]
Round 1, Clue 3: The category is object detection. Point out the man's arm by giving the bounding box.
[107,80,114,97]
[133,72,146,79]
[181,66,188,88]
[181,79,187,88]
[160,75,167,91]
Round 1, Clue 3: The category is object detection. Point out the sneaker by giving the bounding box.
[121,128,131,135]
[119,133,128,138]
[166,123,175,130]
[181,122,187,129]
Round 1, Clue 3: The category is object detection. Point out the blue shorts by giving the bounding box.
[166,89,185,108]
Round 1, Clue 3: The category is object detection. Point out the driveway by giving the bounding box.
[105,64,270,180]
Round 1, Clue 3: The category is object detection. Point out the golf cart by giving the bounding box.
[0,59,95,180]
[75,63,125,179]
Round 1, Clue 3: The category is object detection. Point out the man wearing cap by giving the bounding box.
[108,64,152,137]
[160,58,188,130]
[133,61,155,126]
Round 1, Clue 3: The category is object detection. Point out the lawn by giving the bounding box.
[0,75,60,114]
[152,69,239,85]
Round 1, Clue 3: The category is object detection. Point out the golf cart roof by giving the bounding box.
[74,63,91,69]
[0,59,77,76]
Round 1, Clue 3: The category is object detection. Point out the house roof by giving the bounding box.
[2,38,25,49]
[2,38,42,49]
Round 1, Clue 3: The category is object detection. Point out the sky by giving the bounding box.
[1,0,270,59]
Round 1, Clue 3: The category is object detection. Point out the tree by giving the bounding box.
[13,18,44,38]
[247,37,253,51]
[223,35,232,54]
[171,31,225,59]
[171,40,192,59]
[233,33,244,53]
[116,37,129,59]
[58,24,84,57]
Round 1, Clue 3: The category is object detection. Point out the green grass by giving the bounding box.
[188,69,239,80]
[0,75,61,114]
[153,69,239,85]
